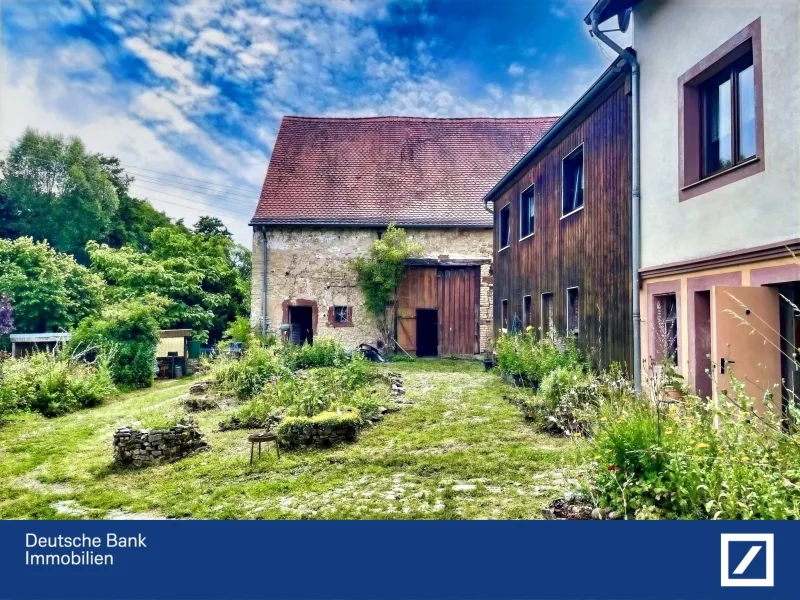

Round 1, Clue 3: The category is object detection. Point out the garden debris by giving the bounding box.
[189,380,212,395]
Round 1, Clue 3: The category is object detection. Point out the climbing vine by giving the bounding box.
[351,224,421,350]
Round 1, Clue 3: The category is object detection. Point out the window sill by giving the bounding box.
[560,206,584,220]
[680,156,760,192]
[498,245,510,253]
[518,232,535,242]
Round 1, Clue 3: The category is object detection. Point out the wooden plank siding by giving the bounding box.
[491,76,633,372]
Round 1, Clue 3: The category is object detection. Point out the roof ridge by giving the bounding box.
[281,115,560,123]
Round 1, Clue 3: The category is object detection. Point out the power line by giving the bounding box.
[129,184,255,219]
[122,164,263,193]
[129,172,259,204]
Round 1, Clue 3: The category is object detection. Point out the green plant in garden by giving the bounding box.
[69,300,163,389]
[212,344,290,401]
[351,224,421,348]
[0,350,116,418]
[495,330,584,387]
[284,337,349,370]
[582,373,800,520]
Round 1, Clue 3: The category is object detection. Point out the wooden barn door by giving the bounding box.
[396,267,437,355]
[437,267,479,357]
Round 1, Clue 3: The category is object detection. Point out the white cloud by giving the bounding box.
[507,62,525,76]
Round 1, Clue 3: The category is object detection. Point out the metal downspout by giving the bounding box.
[261,229,268,334]
[590,8,642,392]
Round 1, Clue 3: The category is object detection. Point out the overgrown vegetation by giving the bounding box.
[0,350,116,419]
[351,224,421,349]
[580,376,800,519]
[0,360,579,519]
[495,330,585,388]
[69,301,163,389]
[214,338,380,435]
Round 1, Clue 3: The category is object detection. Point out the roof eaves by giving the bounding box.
[249,219,492,229]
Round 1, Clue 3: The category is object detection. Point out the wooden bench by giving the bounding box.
[248,432,280,464]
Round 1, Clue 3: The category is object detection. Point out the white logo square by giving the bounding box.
[720,533,774,587]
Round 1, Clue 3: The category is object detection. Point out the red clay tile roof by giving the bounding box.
[251,115,558,228]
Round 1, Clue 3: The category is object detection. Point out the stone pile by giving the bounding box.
[113,423,208,466]
[278,418,359,449]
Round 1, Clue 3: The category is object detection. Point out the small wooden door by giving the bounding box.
[396,267,438,355]
[711,285,781,414]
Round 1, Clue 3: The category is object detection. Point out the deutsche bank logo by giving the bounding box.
[720,533,774,587]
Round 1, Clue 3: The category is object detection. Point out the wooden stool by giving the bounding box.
[248,432,280,464]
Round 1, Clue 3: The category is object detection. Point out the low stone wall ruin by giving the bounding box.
[113,423,208,466]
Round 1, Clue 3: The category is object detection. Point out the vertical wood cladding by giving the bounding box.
[492,78,633,372]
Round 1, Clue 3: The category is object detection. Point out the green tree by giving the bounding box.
[0,130,119,262]
[99,155,172,251]
[194,216,232,239]
[87,224,250,343]
[0,237,105,332]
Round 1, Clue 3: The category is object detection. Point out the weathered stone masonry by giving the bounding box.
[250,227,494,353]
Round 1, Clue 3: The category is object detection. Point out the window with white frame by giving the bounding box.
[562,146,584,216]
[499,204,510,250]
[519,185,535,238]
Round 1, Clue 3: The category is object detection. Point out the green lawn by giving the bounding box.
[0,360,582,519]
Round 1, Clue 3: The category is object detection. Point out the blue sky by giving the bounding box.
[1,0,629,244]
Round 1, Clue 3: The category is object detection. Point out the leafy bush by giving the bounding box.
[495,331,584,386]
[212,344,289,401]
[534,367,602,435]
[285,337,349,370]
[0,351,116,418]
[583,376,800,519]
[70,301,162,388]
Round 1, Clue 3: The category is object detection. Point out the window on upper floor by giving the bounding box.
[562,146,584,217]
[519,185,535,239]
[701,51,756,177]
[678,19,764,201]
[499,204,510,250]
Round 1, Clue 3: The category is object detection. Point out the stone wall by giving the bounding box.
[113,423,208,466]
[250,227,494,353]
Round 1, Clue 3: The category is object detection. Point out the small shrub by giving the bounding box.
[212,344,289,400]
[285,337,348,370]
[495,331,584,386]
[0,351,116,418]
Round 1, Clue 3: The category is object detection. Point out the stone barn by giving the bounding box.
[249,115,556,357]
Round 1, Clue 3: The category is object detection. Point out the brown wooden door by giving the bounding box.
[396,267,437,355]
[437,267,479,356]
[711,285,781,414]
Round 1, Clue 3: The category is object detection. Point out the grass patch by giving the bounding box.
[0,360,582,519]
